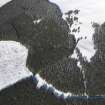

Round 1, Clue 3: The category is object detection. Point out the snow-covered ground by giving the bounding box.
[0,41,32,91]
[0,0,11,7]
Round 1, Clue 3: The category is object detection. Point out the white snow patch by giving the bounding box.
[77,61,82,69]
[35,74,73,99]
[33,19,42,24]
[35,74,46,89]
[70,48,82,69]
[71,49,78,59]
[0,41,32,91]
[0,0,11,7]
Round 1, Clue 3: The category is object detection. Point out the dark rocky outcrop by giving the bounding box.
[26,18,72,73]
[0,0,74,73]
[85,22,105,95]
[40,58,85,95]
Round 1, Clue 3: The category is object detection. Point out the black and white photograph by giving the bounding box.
[0,0,105,105]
